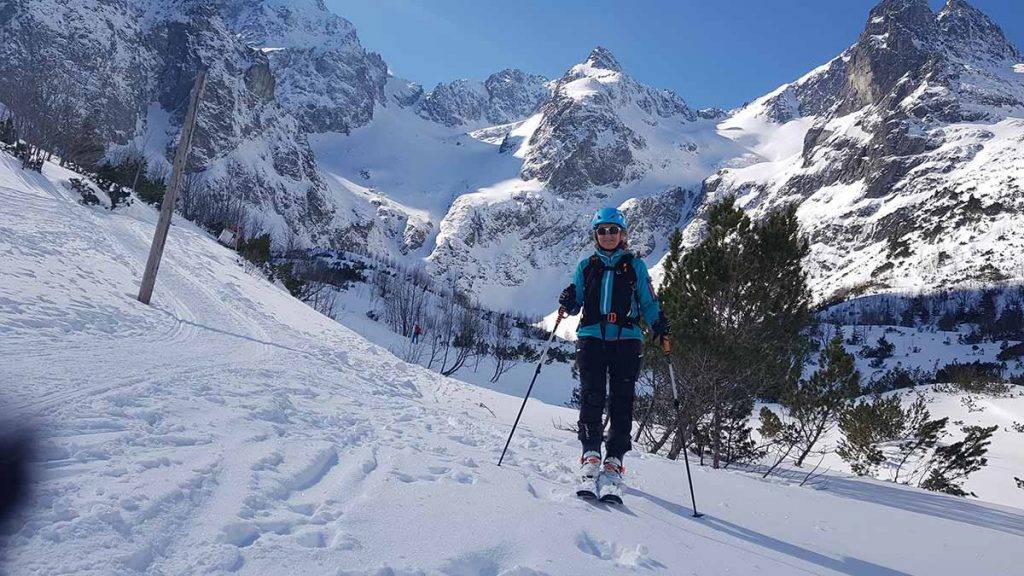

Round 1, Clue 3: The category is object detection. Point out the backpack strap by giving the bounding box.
[580,252,642,337]
[614,253,640,330]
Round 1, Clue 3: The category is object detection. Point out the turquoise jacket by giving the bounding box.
[567,248,661,341]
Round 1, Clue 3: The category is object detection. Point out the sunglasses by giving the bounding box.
[596,226,621,236]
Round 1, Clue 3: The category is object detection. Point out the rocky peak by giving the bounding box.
[518,46,706,195]
[862,0,936,35]
[481,68,550,123]
[840,0,938,113]
[217,0,388,133]
[582,46,622,73]
[937,0,1023,63]
[415,68,548,128]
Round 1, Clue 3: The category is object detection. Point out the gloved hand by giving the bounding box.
[558,284,577,312]
[651,313,670,339]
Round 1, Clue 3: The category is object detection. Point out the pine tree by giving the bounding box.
[890,394,947,483]
[993,300,1024,341]
[838,391,993,496]
[920,425,998,497]
[659,197,811,468]
[63,113,105,170]
[837,394,905,476]
[0,113,16,145]
[972,290,999,332]
[785,334,861,466]
[239,233,272,265]
[937,309,958,332]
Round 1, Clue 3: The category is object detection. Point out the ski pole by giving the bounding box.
[664,338,702,518]
[497,309,566,467]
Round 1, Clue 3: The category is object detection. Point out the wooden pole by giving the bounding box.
[138,71,206,305]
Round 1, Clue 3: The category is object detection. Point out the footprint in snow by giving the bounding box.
[219,522,260,548]
[448,434,480,447]
[574,531,663,570]
[292,528,327,548]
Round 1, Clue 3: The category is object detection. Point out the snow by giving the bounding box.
[561,76,605,100]
[3,150,1024,574]
[792,323,1024,509]
[313,276,578,408]
[757,382,1024,512]
[309,78,525,250]
[707,105,1024,303]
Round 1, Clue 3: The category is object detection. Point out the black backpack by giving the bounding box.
[579,252,641,334]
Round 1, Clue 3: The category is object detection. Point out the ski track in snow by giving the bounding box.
[2,154,1024,574]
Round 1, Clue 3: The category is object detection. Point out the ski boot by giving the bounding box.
[575,451,602,500]
[597,457,624,504]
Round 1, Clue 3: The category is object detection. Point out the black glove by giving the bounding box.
[558,284,577,311]
[651,313,670,339]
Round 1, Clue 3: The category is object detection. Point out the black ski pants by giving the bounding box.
[576,337,642,460]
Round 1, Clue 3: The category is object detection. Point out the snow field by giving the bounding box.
[1,153,1023,574]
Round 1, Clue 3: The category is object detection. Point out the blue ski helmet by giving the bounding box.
[591,207,628,230]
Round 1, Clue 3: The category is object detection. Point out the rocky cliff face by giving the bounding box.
[218,0,389,134]
[0,0,361,245]
[700,0,1024,301]
[415,69,550,128]
[0,0,152,143]
[146,3,336,242]
[518,47,703,197]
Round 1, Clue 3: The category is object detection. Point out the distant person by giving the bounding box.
[558,207,668,503]
[411,324,422,344]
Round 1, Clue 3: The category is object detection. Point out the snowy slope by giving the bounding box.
[309,77,528,259]
[696,0,1024,303]
[762,383,1024,511]
[426,48,741,313]
[3,156,1024,574]
[309,47,738,314]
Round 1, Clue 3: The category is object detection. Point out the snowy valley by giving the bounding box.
[1,151,1023,575]
[3,0,1024,574]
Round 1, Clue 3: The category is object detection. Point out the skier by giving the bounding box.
[558,207,669,503]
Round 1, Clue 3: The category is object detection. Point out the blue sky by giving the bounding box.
[326,0,1023,110]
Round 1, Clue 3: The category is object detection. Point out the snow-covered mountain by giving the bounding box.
[699,0,1024,302]
[420,48,740,312]
[218,0,389,134]
[415,69,551,129]
[3,151,1023,575]
[3,0,1023,315]
[519,47,713,196]
[0,0,342,243]
[310,46,739,313]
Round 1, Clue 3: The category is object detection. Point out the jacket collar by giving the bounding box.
[595,248,626,265]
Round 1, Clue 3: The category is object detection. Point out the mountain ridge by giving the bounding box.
[1,0,1022,313]
[698,0,1024,303]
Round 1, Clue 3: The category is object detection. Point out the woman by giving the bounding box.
[558,207,668,502]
